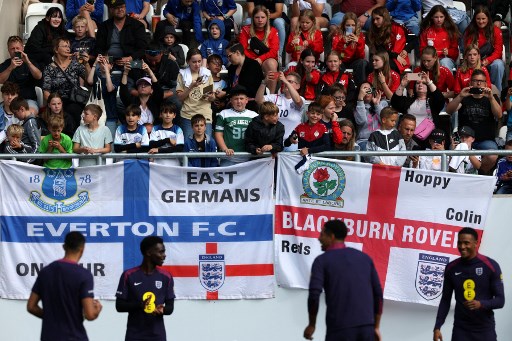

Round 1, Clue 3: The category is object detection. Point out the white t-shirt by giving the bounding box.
[449,142,480,174]
[297,0,328,15]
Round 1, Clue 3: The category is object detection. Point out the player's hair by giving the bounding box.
[125,104,141,117]
[160,103,177,114]
[1,81,20,95]
[48,115,65,130]
[6,124,23,137]
[64,231,86,252]
[9,97,29,112]
[259,101,279,117]
[84,103,102,119]
[307,102,323,115]
[458,227,478,241]
[72,15,87,27]
[191,114,206,126]
[323,220,348,240]
[380,106,398,120]
[140,236,164,255]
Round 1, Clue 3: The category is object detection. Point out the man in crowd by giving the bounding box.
[304,220,383,341]
[27,231,102,340]
[434,227,505,341]
[398,113,419,168]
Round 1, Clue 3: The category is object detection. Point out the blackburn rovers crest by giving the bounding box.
[199,254,225,292]
[301,160,346,208]
[415,253,449,300]
[29,169,89,213]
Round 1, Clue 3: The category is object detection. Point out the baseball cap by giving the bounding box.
[108,0,125,8]
[459,126,475,138]
[136,77,152,87]
[229,85,249,97]
[429,129,446,143]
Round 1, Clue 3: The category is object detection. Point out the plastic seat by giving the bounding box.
[24,3,65,40]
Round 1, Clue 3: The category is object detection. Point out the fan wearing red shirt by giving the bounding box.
[419,5,460,72]
[453,46,491,94]
[239,5,279,93]
[367,50,400,100]
[463,6,504,92]
[285,10,323,62]
[286,48,321,101]
[412,46,455,100]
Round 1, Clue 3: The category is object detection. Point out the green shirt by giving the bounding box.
[38,133,73,169]
[215,108,258,152]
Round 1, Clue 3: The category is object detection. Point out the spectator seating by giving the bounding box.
[24,2,65,41]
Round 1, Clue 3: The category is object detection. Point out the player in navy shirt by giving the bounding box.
[27,232,102,341]
[116,236,175,341]
[304,220,383,341]
[434,227,505,341]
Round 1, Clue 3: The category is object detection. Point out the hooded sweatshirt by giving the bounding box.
[200,19,229,65]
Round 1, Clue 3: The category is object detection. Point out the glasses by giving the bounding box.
[471,79,486,84]
[333,96,346,101]
[287,80,299,84]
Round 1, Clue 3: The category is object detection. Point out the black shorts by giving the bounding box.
[452,326,497,341]
[326,325,374,341]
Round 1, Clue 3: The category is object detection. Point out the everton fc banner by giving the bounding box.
[0,159,275,300]
[275,154,495,305]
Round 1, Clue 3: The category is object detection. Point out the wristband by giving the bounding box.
[427,80,433,86]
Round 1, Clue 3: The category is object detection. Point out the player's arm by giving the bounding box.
[82,297,102,320]
[304,258,324,340]
[433,268,454,340]
[163,298,174,315]
[27,292,43,318]
[370,260,383,340]
[479,262,505,310]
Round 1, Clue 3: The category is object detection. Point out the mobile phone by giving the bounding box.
[407,72,421,81]
[345,26,353,35]
[130,60,142,69]
[469,87,483,95]
[108,55,114,64]
[196,75,204,82]
[87,0,95,4]
[14,51,21,59]
[292,133,298,140]
[412,145,423,151]
[452,132,460,143]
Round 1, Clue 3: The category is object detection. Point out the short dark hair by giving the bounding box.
[323,220,348,240]
[307,102,322,115]
[9,97,29,112]
[160,103,177,114]
[226,41,244,55]
[125,104,141,117]
[64,231,85,251]
[206,53,223,66]
[401,113,416,123]
[458,227,478,241]
[471,69,487,80]
[191,113,206,126]
[140,236,164,255]
[1,81,20,95]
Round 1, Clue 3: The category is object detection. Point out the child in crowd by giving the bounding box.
[200,19,229,67]
[327,84,355,128]
[39,93,76,138]
[148,103,184,166]
[412,47,455,100]
[70,15,96,58]
[72,104,113,167]
[245,101,285,155]
[184,114,218,167]
[161,26,185,68]
[419,5,460,71]
[87,54,118,139]
[38,115,73,169]
[454,46,491,94]
[114,104,150,153]
[0,82,20,131]
[367,50,400,100]
[284,102,329,156]
[214,85,258,166]
[206,54,228,119]
[355,83,385,151]
[10,98,41,155]
[418,129,446,171]
[256,71,305,152]
[318,95,343,148]
[286,48,320,102]
[2,124,33,159]
[495,140,512,194]
[285,10,323,63]
[449,126,481,174]
[330,12,367,86]
[366,106,406,166]
[318,52,351,93]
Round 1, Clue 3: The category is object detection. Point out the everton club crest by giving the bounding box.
[29,169,89,213]
[300,160,346,208]
[415,253,449,300]
[199,254,225,292]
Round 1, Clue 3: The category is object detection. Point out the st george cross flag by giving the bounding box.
[0,159,275,300]
[275,154,495,305]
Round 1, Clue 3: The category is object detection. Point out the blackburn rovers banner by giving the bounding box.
[0,159,275,300]
[275,154,495,305]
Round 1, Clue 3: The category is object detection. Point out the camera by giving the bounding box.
[130,60,143,69]
[14,51,21,59]
[452,132,460,143]
[366,87,377,96]
[469,87,483,95]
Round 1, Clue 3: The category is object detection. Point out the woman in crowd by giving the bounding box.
[41,37,89,128]
[367,6,411,74]
[391,72,449,149]
[226,42,264,112]
[333,119,360,160]
[419,5,460,71]
[463,5,504,92]
[286,48,320,102]
[412,46,455,101]
[239,5,279,93]
[25,6,67,67]
[330,12,367,86]
[367,50,400,100]
[176,49,216,139]
[453,45,491,94]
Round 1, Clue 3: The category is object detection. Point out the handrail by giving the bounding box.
[1,150,511,172]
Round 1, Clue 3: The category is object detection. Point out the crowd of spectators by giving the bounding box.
[1,0,512,192]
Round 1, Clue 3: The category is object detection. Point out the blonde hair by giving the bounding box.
[296,10,317,39]
[84,103,102,119]
[48,115,65,130]
[461,45,482,73]
[259,101,279,117]
[250,5,271,45]
[6,124,23,137]
[338,12,361,39]
[72,15,88,28]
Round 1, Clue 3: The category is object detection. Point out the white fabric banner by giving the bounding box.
[0,159,275,300]
[275,154,495,305]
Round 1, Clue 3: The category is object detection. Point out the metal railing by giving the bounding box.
[1,149,511,172]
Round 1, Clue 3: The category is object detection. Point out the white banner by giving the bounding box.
[0,159,275,300]
[275,154,495,305]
